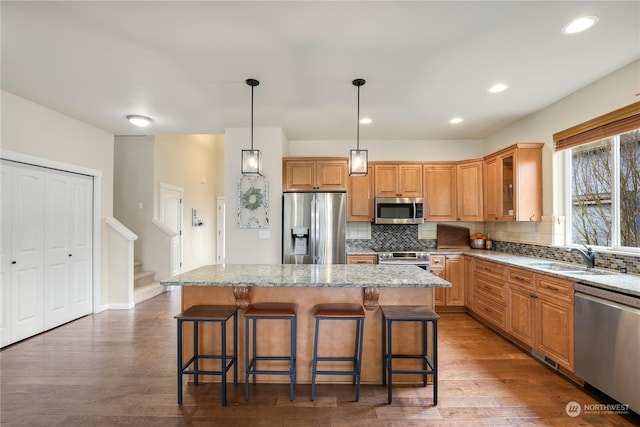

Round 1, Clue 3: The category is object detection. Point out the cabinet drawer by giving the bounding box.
[475,275,505,303]
[347,255,378,264]
[535,274,573,303]
[475,259,506,280]
[475,294,506,329]
[430,255,445,268]
[507,267,534,289]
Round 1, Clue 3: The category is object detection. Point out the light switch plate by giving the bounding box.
[258,230,270,239]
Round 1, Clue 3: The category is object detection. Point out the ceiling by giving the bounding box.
[2,1,639,141]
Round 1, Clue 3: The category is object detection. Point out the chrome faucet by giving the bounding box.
[570,244,596,268]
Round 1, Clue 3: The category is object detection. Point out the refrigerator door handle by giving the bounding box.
[310,195,316,263]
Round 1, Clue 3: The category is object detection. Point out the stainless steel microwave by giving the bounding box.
[374,197,424,224]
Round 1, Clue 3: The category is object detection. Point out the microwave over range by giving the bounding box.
[374,197,424,224]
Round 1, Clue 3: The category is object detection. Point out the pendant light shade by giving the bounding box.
[242,78,263,175]
[349,78,368,176]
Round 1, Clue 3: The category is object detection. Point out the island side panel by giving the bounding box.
[180,285,434,385]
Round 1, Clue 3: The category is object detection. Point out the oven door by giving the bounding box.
[378,260,430,272]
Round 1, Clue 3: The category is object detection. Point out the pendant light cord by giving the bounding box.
[356,84,360,151]
[251,84,254,151]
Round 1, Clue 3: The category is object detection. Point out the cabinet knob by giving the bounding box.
[68,254,73,257]
[11,261,16,264]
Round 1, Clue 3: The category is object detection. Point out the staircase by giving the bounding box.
[134,261,166,304]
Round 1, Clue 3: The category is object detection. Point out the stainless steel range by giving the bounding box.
[377,251,430,271]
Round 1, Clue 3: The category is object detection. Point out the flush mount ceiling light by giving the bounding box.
[241,78,263,175]
[488,83,509,94]
[449,117,464,124]
[360,117,372,124]
[126,115,153,127]
[562,16,599,35]
[349,78,368,177]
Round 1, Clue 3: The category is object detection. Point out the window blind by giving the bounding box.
[553,101,640,151]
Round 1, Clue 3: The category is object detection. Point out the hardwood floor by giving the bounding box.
[1,288,637,426]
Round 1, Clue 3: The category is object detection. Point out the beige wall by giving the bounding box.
[1,90,114,307]
[154,134,224,272]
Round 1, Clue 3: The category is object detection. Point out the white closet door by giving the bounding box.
[44,170,93,328]
[11,163,45,343]
[67,173,93,319]
[1,161,13,347]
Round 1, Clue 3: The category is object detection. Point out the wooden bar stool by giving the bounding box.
[381,305,439,405]
[175,305,238,406]
[244,303,297,401]
[311,303,365,402]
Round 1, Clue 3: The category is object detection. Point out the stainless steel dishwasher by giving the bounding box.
[574,283,640,413]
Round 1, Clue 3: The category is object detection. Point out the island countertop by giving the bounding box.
[161,263,451,288]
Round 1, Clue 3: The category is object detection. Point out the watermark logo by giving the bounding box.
[565,401,630,417]
[566,401,581,417]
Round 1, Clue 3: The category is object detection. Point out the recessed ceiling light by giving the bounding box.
[562,16,599,35]
[449,117,464,124]
[126,115,153,127]
[488,83,509,94]
[360,117,372,124]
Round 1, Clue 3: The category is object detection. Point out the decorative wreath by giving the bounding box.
[241,188,263,211]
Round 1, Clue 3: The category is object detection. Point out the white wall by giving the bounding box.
[224,128,286,263]
[484,60,640,218]
[287,139,485,161]
[1,90,114,306]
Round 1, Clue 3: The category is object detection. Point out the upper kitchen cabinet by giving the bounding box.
[374,163,423,198]
[456,159,483,222]
[347,166,374,222]
[423,163,456,221]
[483,143,543,222]
[282,158,348,192]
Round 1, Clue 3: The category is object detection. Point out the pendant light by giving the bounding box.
[241,78,263,175]
[349,78,368,176]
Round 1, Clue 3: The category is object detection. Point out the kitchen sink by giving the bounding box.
[564,269,614,276]
[529,262,583,272]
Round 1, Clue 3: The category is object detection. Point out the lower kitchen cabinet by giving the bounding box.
[346,255,378,264]
[464,255,475,309]
[506,267,535,347]
[433,254,464,309]
[473,259,507,328]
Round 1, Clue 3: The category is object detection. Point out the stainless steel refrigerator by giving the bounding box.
[282,192,346,264]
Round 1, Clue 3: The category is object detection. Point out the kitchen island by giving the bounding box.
[162,264,450,385]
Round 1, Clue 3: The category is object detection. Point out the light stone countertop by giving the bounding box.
[161,263,451,288]
[466,251,640,297]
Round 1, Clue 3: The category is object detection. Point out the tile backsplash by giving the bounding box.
[347,222,640,275]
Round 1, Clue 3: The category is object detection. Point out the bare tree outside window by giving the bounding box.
[620,130,640,247]
[570,129,640,249]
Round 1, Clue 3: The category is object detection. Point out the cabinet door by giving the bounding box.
[499,151,516,221]
[430,255,446,305]
[507,285,535,346]
[444,255,464,306]
[315,160,347,191]
[11,163,46,344]
[347,172,373,222]
[536,296,573,370]
[457,160,483,221]
[483,156,499,221]
[374,164,399,197]
[424,165,456,221]
[464,256,475,309]
[283,160,316,191]
[398,165,423,197]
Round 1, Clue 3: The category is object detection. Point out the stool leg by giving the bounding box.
[221,319,227,407]
[245,316,250,401]
[290,316,296,401]
[387,319,393,404]
[354,317,364,402]
[433,319,438,406]
[311,317,320,401]
[193,321,199,386]
[422,320,428,387]
[252,317,258,385]
[381,313,387,386]
[177,319,183,405]
[233,311,238,388]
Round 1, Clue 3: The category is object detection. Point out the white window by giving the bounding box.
[565,128,640,251]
